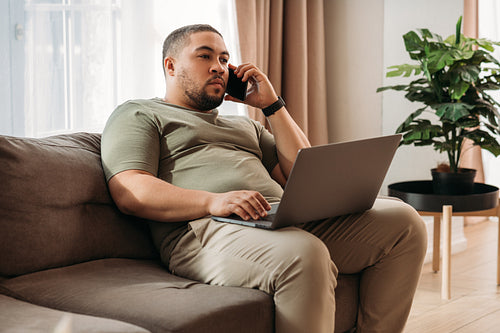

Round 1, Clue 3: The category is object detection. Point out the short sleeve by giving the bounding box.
[101,102,161,182]
[255,121,279,173]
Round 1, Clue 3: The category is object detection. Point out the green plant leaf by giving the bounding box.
[460,120,480,129]
[419,28,433,40]
[450,81,470,100]
[403,31,425,53]
[433,103,475,121]
[386,64,422,77]
[427,48,456,72]
[441,121,457,134]
[465,129,500,156]
[456,117,479,128]
[418,28,443,42]
[404,85,436,104]
[472,99,500,127]
[433,141,453,153]
[468,37,500,53]
[476,72,500,91]
[426,47,473,73]
[444,35,457,46]
[399,119,443,143]
[458,65,480,82]
[455,16,462,45]
[481,52,500,66]
[376,84,409,93]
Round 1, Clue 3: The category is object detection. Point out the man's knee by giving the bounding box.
[375,198,428,257]
[273,229,338,288]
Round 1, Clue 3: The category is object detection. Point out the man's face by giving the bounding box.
[174,31,230,111]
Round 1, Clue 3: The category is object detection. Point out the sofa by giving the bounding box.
[0,132,360,333]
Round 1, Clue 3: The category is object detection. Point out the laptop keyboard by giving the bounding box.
[259,213,276,222]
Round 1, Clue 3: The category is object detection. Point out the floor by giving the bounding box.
[404,219,500,332]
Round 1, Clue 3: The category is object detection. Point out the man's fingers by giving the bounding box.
[256,192,272,211]
[232,206,251,221]
[232,200,264,221]
[229,191,270,220]
[209,191,271,220]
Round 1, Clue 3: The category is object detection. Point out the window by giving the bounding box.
[2,0,242,138]
[24,0,120,137]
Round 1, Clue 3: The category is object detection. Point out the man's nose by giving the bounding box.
[210,61,226,74]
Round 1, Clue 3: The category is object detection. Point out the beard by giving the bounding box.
[178,69,225,112]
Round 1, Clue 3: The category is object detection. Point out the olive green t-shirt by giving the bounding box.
[101,98,283,255]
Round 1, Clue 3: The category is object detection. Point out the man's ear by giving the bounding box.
[165,57,176,76]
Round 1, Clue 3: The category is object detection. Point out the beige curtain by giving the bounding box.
[463,0,487,224]
[462,0,485,183]
[235,0,329,145]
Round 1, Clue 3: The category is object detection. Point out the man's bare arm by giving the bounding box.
[226,63,311,182]
[108,169,271,222]
[266,105,311,177]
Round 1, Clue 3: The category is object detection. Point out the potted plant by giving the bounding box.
[378,16,500,194]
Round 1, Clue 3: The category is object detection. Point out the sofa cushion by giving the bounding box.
[0,258,274,333]
[0,133,157,277]
[0,294,150,333]
[334,274,359,332]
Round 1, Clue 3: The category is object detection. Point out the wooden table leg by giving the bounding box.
[442,205,452,300]
[433,215,441,273]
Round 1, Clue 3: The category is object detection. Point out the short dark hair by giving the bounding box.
[162,24,223,72]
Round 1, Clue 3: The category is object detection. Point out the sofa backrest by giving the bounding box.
[0,133,158,277]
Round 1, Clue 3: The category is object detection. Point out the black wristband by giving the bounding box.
[262,96,286,117]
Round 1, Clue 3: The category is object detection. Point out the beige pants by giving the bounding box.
[167,198,427,333]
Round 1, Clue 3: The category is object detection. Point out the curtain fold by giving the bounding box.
[235,0,328,145]
[462,0,485,183]
[463,0,487,225]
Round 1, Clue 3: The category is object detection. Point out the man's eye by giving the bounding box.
[220,58,229,64]
[199,54,210,59]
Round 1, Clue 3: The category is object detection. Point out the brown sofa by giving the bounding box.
[0,132,359,332]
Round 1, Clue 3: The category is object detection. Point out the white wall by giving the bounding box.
[325,0,464,194]
[382,0,464,193]
[324,0,467,263]
[324,0,384,144]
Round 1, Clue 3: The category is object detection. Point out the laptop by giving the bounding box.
[211,134,401,229]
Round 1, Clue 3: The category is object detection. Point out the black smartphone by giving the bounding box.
[226,67,248,101]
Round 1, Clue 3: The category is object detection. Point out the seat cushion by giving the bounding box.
[0,133,157,277]
[0,258,274,333]
[334,274,359,332]
[0,294,150,333]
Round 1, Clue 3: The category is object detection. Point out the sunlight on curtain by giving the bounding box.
[478,0,500,188]
[23,0,242,138]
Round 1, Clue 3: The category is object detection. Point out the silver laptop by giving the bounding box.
[212,134,401,229]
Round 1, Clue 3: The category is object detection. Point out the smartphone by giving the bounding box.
[226,67,248,101]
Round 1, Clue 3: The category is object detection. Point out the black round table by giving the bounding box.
[388,181,500,299]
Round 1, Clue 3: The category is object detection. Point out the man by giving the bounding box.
[101,24,427,333]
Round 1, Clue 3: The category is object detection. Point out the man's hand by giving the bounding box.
[224,63,278,110]
[208,190,271,221]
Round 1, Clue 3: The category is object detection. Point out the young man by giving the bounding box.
[101,24,427,333]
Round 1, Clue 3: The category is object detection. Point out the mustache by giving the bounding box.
[206,75,226,87]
